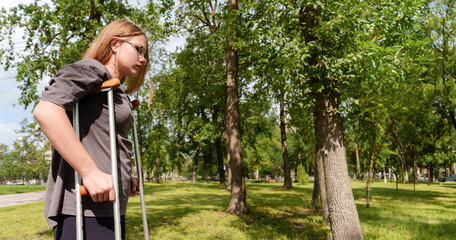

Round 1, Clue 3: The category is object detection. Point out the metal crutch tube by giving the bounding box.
[73,103,84,240]
[72,78,122,240]
[131,99,149,240]
[108,87,122,240]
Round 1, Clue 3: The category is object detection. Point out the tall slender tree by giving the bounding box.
[225,0,247,214]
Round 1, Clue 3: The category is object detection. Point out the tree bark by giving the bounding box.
[216,137,226,187]
[315,144,329,221]
[312,164,320,210]
[225,141,232,191]
[354,142,360,180]
[427,162,431,185]
[224,108,232,191]
[413,156,418,190]
[383,166,387,183]
[296,151,302,182]
[155,135,161,183]
[192,143,200,183]
[172,163,179,181]
[314,90,363,239]
[396,168,399,193]
[225,0,247,215]
[213,108,226,187]
[280,94,292,189]
[202,146,210,180]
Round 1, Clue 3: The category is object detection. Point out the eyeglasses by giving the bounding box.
[121,40,147,60]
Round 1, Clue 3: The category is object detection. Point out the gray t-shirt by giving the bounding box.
[41,58,133,228]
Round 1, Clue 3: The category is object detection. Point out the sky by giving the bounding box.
[0,0,184,148]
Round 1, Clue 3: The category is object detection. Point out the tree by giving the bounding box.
[174,0,228,186]
[225,0,247,214]
[3,119,51,183]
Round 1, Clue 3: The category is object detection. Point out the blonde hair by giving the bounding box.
[83,19,149,93]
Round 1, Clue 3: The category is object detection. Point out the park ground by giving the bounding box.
[0,180,455,240]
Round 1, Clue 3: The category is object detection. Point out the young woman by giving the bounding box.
[33,19,149,240]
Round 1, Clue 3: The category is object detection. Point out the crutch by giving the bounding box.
[73,78,122,240]
[131,99,150,240]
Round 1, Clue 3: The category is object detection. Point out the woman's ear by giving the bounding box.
[110,38,120,53]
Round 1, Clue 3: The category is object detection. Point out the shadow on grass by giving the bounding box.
[237,184,329,239]
[352,183,456,212]
[352,182,456,240]
[358,202,456,240]
[125,181,330,239]
[37,228,54,238]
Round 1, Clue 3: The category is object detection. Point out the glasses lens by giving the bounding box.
[124,40,146,58]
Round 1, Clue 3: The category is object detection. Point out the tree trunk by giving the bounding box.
[405,165,409,183]
[401,160,406,184]
[314,90,363,239]
[226,153,232,191]
[427,162,431,185]
[312,165,320,210]
[383,166,387,183]
[155,137,161,183]
[388,168,392,183]
[280,94,292,189]
[296,151,302,182]
[367,109,377,209]
[354,142,360,180]
[300,3,362,237]
[172,163,179,181]
[202,147,210,180]
[213,108,226,187]
[396,168,399,193]
[224,105,232,191]
[413,156,418,190]
[216,137,226,187]
[392,134,406,184]
[225,0,247,215]
[315,145,329,221]
[192,143,200,183]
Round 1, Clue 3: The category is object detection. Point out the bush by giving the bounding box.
[296,164,309,184]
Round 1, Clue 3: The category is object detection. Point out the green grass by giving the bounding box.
[1,180,455,239]
[353,181,456,240]
[0,185,46,195]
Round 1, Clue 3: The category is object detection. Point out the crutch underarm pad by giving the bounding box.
[92,78,121,91]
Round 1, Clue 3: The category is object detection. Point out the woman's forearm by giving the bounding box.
[34,100,115,202]
[33,100,97,177]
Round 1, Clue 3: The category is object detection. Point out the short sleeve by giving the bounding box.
[41,61,107,111]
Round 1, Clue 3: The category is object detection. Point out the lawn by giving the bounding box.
[0,185,46,195]
[0,180,455,239]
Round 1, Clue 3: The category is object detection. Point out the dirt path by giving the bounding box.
[0,191,46,208]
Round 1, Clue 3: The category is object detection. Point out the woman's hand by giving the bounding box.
[82,169,116,202]
[130,177,140,196]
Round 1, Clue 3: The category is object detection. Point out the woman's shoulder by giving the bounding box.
[59,59,112,80]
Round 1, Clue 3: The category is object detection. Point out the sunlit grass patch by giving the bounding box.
[0,185,46,195]
[352,181,456,240]
[1,180,456,239]
[0,201,52,240]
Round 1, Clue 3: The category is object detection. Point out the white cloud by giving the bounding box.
[0,122,18,147]
[165,35,186,53]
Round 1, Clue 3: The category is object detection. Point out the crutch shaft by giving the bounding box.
[73,103,84,240]
[72,78,122,240]
[108,89,122,240]
[132,110,149,240]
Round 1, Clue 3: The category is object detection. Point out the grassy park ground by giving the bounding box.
[0,180,455,240]
[0,185,46,195]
